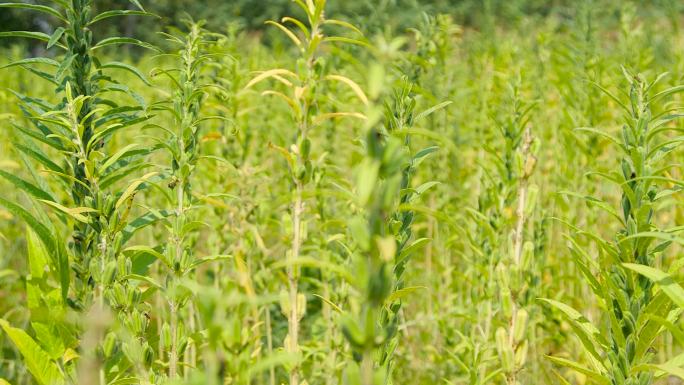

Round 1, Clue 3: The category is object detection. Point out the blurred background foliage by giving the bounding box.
[2,0,682,52]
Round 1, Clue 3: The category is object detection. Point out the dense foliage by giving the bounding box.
[3,1,684,385]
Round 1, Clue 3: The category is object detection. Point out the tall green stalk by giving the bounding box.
[246,1,367,382]
[0,1,160,384]
[341,73,445,384]
[0,0,157,307]
[544,71,684,384]
[149,21,212,380]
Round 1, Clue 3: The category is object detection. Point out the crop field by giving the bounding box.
[3,1,684,384]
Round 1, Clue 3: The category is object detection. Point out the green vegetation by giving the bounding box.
[2,1,684,385]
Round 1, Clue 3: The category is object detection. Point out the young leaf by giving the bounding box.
[100,61,152,86]
[47,27,65,49]
[538,298,608,368]
[0,320,65,385]
[623,263,684,308]
[415,101,452,121]
[0,196,55,256]
[91,37,160,52]
[0,170,55,202]
[89,10,157,25]
[546,356,610,385]
[0,3,65,22]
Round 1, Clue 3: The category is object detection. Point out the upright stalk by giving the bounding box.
[169,131,185,379]
[289,179,303,385]
[248,2,365,382]
[342,75,444,384]
[503,126,536,385]
[513,128,532,266]
[0,1,160,384]
[544,71,684,385]
[151,22,210,380]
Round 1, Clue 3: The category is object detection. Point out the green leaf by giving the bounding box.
[108,378,141,385]
[385,286,427,305]
[98,161,150,190]
[0,170,54,202]
[39,200,97,223]
[0,196,55,257]
[565,236,603,299]
[623,263,684,308]
[89,10,157,25]
[121,209,172,244]
[637,291,676,359]
[651,85,684,104]
[264,20,301,47]
[414,181,440,196]
[14,125,66,154]
[546,356,610,385]
[91,37,160,52]
[0,270,19,281]
[26,227,50,280]
[14,143,65,174]
[120,274,163,290]
[100,143,140,172]
[323,36,372,48]
[574,127,623,148]
[412,146,439,167]
[186,255,233,271]
[0,57,59,69]
[0,197,71,301]
[322,18,362,35]
[632,363,684,380]
[124,246,171,269]
[47,27,65,49]
[89,116,151,150]
[0,319,65,385]
[397,238,430,261]
[538,298,607,370]
[558,191,624,225]
[115,172,158,209]
[591,81,630,115]
[0,3,65,22]
[99,61,152,86]
[551,370,573,385]
[31,323,65,360]
[312,293,343,313]
[415,101,452,121]
[0,31,63,48]
[128,0,145,11]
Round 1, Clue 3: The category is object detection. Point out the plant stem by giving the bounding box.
[513,128,532,266]
[361,350,374,385]
[507,126,533,385]
[266,304,276,385]
[289,180,303,385]
[170,162,184,379]
[169,300,178,379]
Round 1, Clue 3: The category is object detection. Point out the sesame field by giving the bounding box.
[2,1,684,385]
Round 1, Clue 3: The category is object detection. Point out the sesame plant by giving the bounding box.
[340,59,447,383]
[245,1,368,383]
[154,21,209,380]
[136,20,242,382]
[447,80,539,385]
[490,87,540,385]
[0,1,161,383]
[543,71,684,385]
